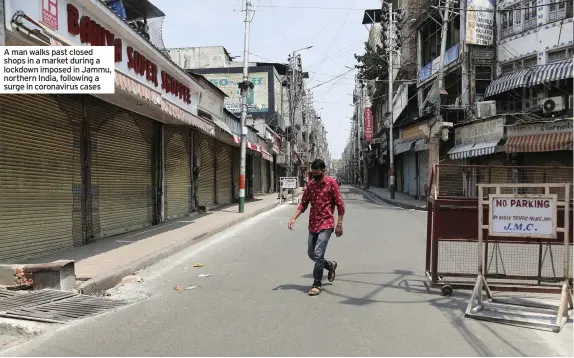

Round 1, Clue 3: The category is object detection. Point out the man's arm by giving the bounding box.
[288,185,310,229]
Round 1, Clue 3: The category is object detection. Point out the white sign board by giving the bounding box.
[465,0,495,46]
[280,177,298,189]
[489,194,558,239]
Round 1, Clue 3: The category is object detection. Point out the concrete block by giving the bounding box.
[24,260,76,292]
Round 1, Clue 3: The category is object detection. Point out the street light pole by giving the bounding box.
[238,0,252,213]
[386,1,396,199]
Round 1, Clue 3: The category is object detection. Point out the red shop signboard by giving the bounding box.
[364,107,373,143]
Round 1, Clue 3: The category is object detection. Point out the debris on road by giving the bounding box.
[181,267,189,270]
[174,286,185,292]
[198,274,211,278]
[120,275,143,285]
[193,263,204,268]
[185,286,197,290]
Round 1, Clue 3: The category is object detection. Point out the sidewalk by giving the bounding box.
[364,186,427,210]
[24,191,300,294]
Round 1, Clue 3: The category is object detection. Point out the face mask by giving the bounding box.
[312,174,323,182]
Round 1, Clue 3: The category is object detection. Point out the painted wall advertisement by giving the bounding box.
[202,72,269,113]
[364,107,373,143]
[465,0,495,45]
[489,195,557,238]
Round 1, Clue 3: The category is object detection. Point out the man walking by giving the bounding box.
[288,159,345,296]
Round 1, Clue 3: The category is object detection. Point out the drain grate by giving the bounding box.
[0,291,19,299]
[0,290,128,323]
[0,289,76,311]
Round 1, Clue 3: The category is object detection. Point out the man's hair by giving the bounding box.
[311,159,326,170]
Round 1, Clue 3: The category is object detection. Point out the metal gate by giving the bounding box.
[194,132,215,207]
[90,106,154,240]
[0,95,78,261]
[253,155,262,194]
[215,141,233,205]
[164,126,191,220]
[262,159,269,193]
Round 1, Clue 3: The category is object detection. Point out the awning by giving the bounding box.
[414,138,429,151]
[232,135,260,152]
[214,118,233,136]
[485,69,531,97]
[261,149,273,162]
[505,132,573,153]
[528,59,573,86]
[394,140,416,154]
[468,140,500,157]
[447,143,476,159]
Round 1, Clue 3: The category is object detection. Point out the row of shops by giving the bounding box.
[386,117,573,200]
[0,0,286,262]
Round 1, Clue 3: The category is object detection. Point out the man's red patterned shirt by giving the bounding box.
[298,176,345,233]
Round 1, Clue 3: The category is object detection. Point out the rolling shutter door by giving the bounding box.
[253,155,262,193]
[233,147,240,201]
[0,95,78,261]
[91,108,154,239]
[165,127,191,220]
[262,159,269,193]
[270,159,275,192]
[195,132,215,207]
[216,142,233,205]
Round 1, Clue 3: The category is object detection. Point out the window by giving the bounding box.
[547,48,569,63]
[475,66,492,101]
[523,57,537,68]
[524,0,537,30]
[501,63,514,74]
[549,0,569,21]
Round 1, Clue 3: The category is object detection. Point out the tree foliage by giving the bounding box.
[353,42,388,100]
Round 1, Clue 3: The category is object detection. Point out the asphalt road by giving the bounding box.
[2,187,572,356]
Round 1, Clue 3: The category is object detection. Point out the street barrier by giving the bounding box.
[464,183,572,332]
[425,165,573,297]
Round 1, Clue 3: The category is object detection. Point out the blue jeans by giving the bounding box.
[307,229,333,286]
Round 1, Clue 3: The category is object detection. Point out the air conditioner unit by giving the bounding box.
[542,96,566,113]
[569,95,573,110]
[476,100,497,118]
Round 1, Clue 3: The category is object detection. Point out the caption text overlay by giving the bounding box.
[0,46,115,94]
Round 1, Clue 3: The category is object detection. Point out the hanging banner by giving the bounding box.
[465,0,495,45]
[364,107,373,143]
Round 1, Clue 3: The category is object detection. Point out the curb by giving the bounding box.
[77,200,283,295]
[361,187,427,211]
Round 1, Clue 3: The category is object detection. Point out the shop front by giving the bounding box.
[1,0,212,260]
[396,122,430,198]
[446,117,506,164]
[506,119,573,184]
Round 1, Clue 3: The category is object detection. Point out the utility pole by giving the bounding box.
[355,80,361,187]
[386,1,396,199]
[238,0,253,213]
[428,0,453,197]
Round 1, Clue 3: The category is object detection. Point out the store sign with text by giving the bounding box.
[454,117,504,146]
[364,107,373,143]
[465,0,495,46]
[42,0,59,30]
[507,120,573,137]
[489,195,557,239]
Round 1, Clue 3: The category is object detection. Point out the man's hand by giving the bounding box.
[288,217,296,230]
[335,223,343,237]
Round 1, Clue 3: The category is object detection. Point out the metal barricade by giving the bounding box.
[425,165,573,296]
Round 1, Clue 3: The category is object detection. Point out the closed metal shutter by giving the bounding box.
[404,151,417,196]
[253,155,262,193]
[418,150,429,199]
[270,158,275,192]
[195,132,215,207]
[233,147,240,201]
[0,95,78,261]
[215,141,233,205]
[262,159,269,193]
[165,127,191,220]
[91,107,154,239]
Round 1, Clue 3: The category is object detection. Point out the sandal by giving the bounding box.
[308,286,321,296]
[328,261,337,282]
